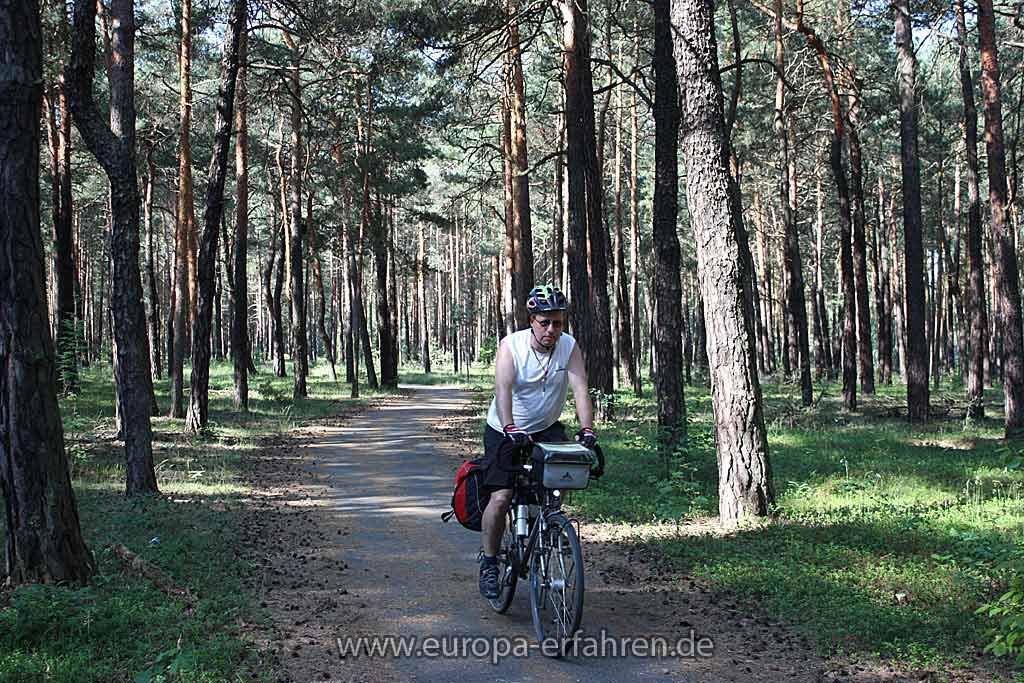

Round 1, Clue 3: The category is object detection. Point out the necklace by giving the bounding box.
[531,341,554,391]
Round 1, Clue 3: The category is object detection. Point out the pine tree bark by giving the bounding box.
[977,0,1024,435]
[558,0,591,346]
[232,25,249,411]
[553,117,565,291]
[895,0,930,422]
[508,6,535,329]
[308,207,337,381]
[283,31,308,398]
[557,0,613,399]
[629,88,642,390]
[753,194,775,373]
[789,3,856,409]
[651,0,686,455]
[1,0,95,584]
[43,48,78,395]
[873,177,892,384]
[772,4,812,405]
[169,0,197,419]
[612,66,639,393]
[372,192,396,388]
[847,98,875,394]
[671,0,774,524]
[185,0,245,433]
[271,223,287,378]
[418,222,431,373]
[956,0,987,419]
[67,0,158,494]
[144,149,161,382]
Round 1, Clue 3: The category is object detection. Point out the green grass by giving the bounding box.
[567,375,1024,675]
[8,353,1023,678]
[0,358,388,683]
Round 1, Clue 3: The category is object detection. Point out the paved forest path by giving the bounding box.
[252,386,885,683]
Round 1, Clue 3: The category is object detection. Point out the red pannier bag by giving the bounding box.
[442,457,489,531]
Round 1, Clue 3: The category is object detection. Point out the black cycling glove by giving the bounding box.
[503,424,531,446]
[575,427,598,449]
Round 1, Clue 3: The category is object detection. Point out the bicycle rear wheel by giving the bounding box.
[529,513,584,654]
[488,510,518,613]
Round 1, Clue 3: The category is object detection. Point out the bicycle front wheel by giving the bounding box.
[529,512,584,654]
[488,510,518,613]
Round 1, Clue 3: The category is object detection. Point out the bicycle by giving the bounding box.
[486,441,604,656]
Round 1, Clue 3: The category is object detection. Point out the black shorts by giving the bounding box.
[481,421,568,491]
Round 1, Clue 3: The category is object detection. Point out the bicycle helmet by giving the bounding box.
[526,284,568,312]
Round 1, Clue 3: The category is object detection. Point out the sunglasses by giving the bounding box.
[533,318,564,330]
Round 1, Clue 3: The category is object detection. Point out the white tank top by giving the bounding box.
[487,329,577,434]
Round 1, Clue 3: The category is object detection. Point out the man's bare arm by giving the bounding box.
[566,345,594,429]
[494,338,516,427]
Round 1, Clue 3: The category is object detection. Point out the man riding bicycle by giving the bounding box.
[478,284,598,599]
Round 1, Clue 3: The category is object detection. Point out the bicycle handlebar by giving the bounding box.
[506,443,606,480]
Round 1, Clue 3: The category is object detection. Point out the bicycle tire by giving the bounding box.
[529,512,584,655]
[488,510,518,613]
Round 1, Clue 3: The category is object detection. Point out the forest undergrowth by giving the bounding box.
[3,359,1023,680]
[0,360,381,683]
[570,375,1024,677]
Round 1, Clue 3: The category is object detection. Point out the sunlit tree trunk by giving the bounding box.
[895,0,930,422]
[977,0,1024,435]
[790,2,856,409]
[232,25,250,411]
[956,0,987,419]
[283,30,308,397]
[186,0,245,432]
[508,5,534,329]
[67,0,158,494]
[671,0,773,524]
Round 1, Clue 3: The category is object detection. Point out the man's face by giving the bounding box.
[530,311,565,347]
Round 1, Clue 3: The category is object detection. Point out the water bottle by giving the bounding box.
[515,504,529,537]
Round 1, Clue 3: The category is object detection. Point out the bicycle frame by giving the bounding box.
[505,465,566,579]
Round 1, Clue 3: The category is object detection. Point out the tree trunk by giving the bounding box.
[185,0,245,433]
[67,0,158,494]
[559,0,591,347]
[630,88,642,392]
[372,191,396,389]
[847,99,875,395]
[1,0,95,584]
[508,7,535,329]
[309,216,336,381]
[612,64,639,393]
[44,71,79,394]
[579,2,614,400]
[418,222,431,373]
[671,0,774,524]
[553,115,565,291]
[501,86,516,333]
[873,176,892,385]
[169,0,197,418]
[789,4,856,409]
[557,0,613,400]
[753,194,775,373]
[355,194,378,390]
[977,0,1024,436]
[268,221,286,378]
[232,26,249,411]
[284,34,308,398]
[772,4,812,405]
[143,150,162,382]
[895,0,930,422]
[651,0,686,455]
[957,0,987,419]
